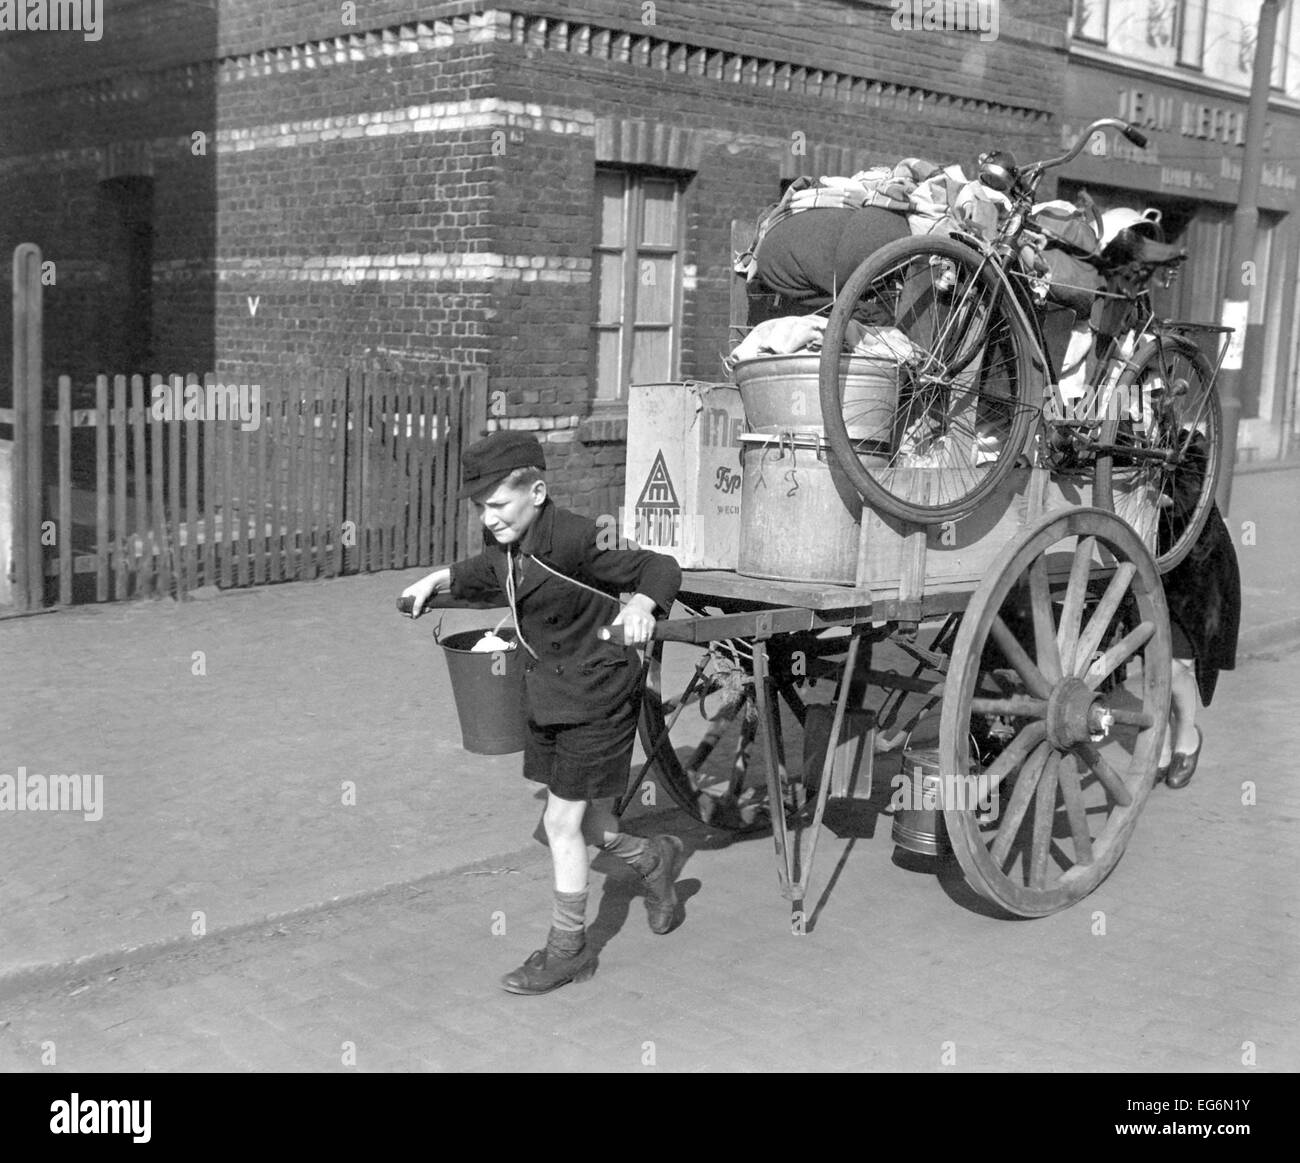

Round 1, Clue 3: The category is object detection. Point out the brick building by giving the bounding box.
[1061,0,1300,464]
[2,0,1073,516]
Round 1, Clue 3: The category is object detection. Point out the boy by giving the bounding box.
[401,431,685,994]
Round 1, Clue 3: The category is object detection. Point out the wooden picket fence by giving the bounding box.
[4,365,488,608]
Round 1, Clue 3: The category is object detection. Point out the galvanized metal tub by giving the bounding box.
[731,353,898,451]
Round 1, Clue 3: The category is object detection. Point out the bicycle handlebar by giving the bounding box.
[1019,118,1148,186]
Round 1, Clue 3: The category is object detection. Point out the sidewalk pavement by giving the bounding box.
[0,467,1296,997]
[1226,461,1300,655]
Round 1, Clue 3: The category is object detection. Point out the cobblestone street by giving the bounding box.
[1,469,1297,1074]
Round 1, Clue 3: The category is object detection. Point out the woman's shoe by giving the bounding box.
[1164,727,1202,790]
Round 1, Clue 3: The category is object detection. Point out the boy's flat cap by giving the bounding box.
[458,430,547,500]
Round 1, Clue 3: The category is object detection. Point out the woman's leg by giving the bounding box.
[1169,658,1200,754]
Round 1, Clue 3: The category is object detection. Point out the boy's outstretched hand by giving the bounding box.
[399,567,450,618]
[611,593,658,645]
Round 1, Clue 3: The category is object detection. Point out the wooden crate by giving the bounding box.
[857,466,1159,602]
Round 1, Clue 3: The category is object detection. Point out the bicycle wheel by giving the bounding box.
[1094,336,1221,572]
[819,235,1039,524]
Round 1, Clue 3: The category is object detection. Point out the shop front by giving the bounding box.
[1056,59,1300,462]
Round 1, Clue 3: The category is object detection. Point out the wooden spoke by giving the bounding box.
[1073,561,1137,679]
[990,740,1050,866]
[980,720,1048,792]
[1083,620,1155,690]
[1029,751,1061,889]
[1073,740,1133,807]
[1054,752,1094,866]
[990,615,1053,700]
[968,696,1048,718]
[1055,535,1096,672]
[1109,707,1154,729]
[1027,556,1062,683]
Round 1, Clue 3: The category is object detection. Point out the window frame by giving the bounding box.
[590,165,686,406]
[1072,0,1110,45]
[1175,0,1208,70]
[1271,0,1293,91]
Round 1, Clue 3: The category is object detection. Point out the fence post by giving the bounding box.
[461,367,489,558]
[11,243,44,611]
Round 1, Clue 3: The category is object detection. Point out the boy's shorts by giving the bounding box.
[523,700,639,802]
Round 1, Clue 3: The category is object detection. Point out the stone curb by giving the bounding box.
[0,843,551,1004]
[1237,617,1300,659]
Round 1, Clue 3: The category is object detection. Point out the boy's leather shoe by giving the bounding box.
[642,835,684,935]
[499,940,597,995]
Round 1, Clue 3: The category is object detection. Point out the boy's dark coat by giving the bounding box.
[449,500,681,725]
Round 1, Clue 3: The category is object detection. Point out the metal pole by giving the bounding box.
[1217,0,1281,516]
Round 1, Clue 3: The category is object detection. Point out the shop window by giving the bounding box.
[1175,0,1207,69]
[1073,0,1109,44]
[591,167,685,403]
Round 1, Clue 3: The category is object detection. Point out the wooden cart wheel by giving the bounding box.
[634,612,857,831]
[940,506,1171,917]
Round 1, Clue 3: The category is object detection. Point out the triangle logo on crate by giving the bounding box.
[636,451,679,508]
[634,450,682,549]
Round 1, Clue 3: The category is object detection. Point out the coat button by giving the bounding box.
[544,615,558,625]
[550,641,561,651]
[555,664,564,674]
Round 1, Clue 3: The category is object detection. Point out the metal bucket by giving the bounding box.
[737,433,882,585]
[731,353,898,451]
[893,712,948,856]
[437,626,527,755]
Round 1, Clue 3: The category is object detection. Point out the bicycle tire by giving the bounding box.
[818,235,1038,524]
[1093,335,1221,573]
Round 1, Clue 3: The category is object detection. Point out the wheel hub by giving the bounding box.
[1045,676,1111,748]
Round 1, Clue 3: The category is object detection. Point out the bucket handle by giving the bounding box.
[433,611,512,645]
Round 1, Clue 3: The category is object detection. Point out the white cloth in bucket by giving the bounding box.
[471,633,515,653]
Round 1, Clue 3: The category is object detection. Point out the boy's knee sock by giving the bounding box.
[551,888,588,933]
[601,832,657,876]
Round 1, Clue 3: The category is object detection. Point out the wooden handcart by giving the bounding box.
[603,119,1234,924]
